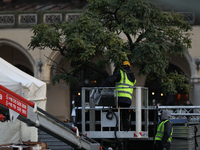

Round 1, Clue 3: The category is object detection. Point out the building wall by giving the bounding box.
[0,23,199,120]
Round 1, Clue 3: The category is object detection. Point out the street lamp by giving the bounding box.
[195,58,200,71]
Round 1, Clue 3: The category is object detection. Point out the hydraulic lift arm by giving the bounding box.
[0,85,101,150]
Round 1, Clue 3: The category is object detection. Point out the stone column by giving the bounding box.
[193,79,200,105]
[190,58,200,105]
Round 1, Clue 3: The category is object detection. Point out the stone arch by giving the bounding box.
[45,51,113,83]
[43,51,62,83]
[182,50,195,104]
[45,51,112,119]
[0,38,35,74]
[169,53,191,79]
[44,51,71,119]
[46,51,63,66]
[184,50,195,78]
[144,52,193,106]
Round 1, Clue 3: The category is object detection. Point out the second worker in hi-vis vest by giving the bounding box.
[154,110,173,150]
[101,61,136,131]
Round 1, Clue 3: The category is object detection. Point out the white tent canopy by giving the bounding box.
[0,57,46,101]
[0,57,47,145]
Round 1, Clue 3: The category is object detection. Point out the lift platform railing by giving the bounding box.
[76,86,149,139]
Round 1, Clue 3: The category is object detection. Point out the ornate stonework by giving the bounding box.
[43,13,62,24]
[66,13,80,22]
[0,14,15,25]
[179,12,195,23]
[19,14,37,25]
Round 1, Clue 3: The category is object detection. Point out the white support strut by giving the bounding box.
[135,87,142,137]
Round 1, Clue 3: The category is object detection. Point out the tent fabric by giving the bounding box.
[0,57,47,145]
[0,57,46,101]
[0,120,21,144]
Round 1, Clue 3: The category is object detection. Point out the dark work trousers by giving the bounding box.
[155,146,168,150]
[155,141,170,150]
[118,102,131,131]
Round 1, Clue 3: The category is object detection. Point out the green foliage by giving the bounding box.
[29,23,63,50]
[29,0,192,94]
[161,71,191,95]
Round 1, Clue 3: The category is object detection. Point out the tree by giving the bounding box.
[28,0,192,95]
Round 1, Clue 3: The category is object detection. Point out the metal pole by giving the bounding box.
[135,87,141,135]
[144,89,148,131]
[90,95,95,131]
[82,88,86,134]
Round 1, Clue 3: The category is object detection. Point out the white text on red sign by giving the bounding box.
[6,95,27,116]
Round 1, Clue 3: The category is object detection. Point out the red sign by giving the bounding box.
[0,89,28,117]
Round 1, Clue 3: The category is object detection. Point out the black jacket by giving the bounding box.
[101,67,136,105]
[161,119,172,144]
[155,120,172,150]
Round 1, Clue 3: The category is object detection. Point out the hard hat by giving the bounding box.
[122,61,130,67]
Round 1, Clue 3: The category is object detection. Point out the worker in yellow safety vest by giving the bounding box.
[101,61,136,131]
[154,110,173,150]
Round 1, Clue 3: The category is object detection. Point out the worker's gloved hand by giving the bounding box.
[163,142,170,150]
[158,144,164,149]
[155,141,164,149]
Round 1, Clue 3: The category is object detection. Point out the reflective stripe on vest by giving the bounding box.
[155,119,173,143]
[115,70,136,99]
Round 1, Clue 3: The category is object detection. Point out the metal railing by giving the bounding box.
[75,86,149,139]
[157,106,200,123]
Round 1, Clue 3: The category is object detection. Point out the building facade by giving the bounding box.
[0,0,200,121]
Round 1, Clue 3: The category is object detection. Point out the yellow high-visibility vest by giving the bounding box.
[155,119,173,143]
[116,70,136,99]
